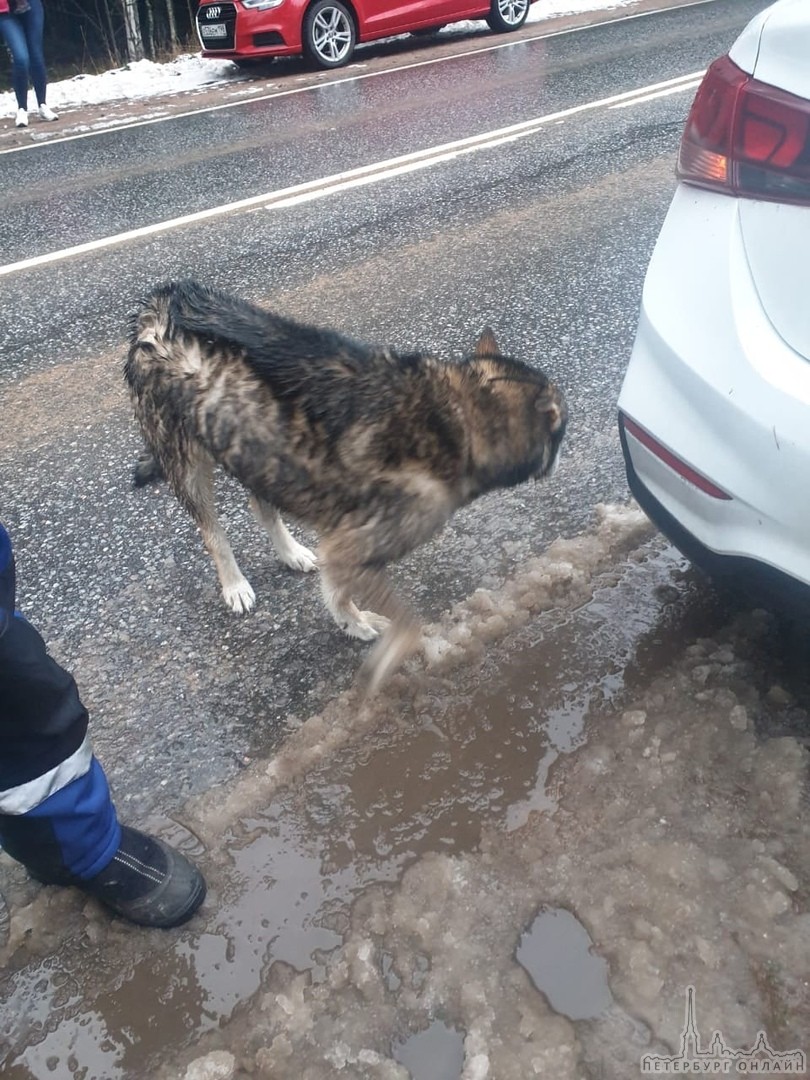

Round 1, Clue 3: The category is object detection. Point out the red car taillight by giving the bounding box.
[677,54,810,205]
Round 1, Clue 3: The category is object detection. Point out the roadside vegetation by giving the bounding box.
[0,0,198,87]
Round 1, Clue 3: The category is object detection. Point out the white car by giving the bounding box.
[618,0,810,614]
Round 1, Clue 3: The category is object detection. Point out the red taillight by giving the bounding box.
[677,55,810,205]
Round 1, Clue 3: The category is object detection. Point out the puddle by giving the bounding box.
[516,906,612,1021]
[392,1019,465,1080]
[0,538,736,1078]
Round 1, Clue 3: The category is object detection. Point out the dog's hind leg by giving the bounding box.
[178,455,256,614]
[132,447,164,487]
[248,495,317,574]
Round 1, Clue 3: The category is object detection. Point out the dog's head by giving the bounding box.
[467,327,567,483]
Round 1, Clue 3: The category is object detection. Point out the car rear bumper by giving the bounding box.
[619,414,810,617]
[618,185,810,613]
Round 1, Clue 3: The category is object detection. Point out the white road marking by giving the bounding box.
[0,0,718,156]
[0,70,705,278]
[610,79,702,106]
[267,74,706,209]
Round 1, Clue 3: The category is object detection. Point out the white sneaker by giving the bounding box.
[38,103,58,121]
[15,108,28,128]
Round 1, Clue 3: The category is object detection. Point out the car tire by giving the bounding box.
[486,0,529,32]
[303,0,357,68]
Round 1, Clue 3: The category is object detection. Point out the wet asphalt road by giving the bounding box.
[1,0,771,820]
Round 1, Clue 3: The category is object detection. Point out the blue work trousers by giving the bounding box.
[0,524,121,883]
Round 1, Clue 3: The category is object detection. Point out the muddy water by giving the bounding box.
[392,1020,465,1078]
[3,516,808,1080]
[0,526,731,1080]
[516,907,612,1021]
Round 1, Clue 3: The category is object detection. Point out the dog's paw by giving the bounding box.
[283,542,318,574]
[342,611,390,641]
[359,622,422,695]
[223,578,256,614]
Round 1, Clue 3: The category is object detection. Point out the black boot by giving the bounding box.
[78,826,206,928]
[5,823,207,929]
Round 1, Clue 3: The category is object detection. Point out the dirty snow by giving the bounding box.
[2,505,808,1079]
[0,0,638,118]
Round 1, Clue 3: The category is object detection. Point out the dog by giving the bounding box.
[124,279,567,690]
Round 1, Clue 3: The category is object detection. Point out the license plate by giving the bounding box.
[201,23,226,38]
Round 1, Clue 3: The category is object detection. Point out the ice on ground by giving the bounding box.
[2,505,808,1080]
[181,616,807,1079]
[182,1051,237,1080]
[168,520,810,1079]
[422,501,651,670]
[177,503,654,831]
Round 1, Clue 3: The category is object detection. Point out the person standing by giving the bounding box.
[0,0,58,128]
[0,522,207,928]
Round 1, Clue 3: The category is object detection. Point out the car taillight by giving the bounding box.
[677,55,810,205]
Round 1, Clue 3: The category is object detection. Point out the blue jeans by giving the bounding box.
[0,0,47,110]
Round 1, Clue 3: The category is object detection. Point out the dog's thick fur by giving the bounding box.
[125,279,566,689]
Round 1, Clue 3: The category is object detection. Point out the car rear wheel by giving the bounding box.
[486,0,529,32]
[303,0,356,68]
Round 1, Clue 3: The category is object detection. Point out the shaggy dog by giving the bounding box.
[125,279,566,689]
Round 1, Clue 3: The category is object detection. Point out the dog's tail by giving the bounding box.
[126,284,181,490]
[132,447,164,488]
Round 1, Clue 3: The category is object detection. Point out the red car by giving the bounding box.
[196,0,536,70]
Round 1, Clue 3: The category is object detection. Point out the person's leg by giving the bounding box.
[0,613,205,927]
[0,12,31,111]
[16,0,47,107]
[0,614,119,881]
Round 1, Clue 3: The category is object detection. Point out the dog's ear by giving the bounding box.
[537,390,564,433]
[473,327,500,358]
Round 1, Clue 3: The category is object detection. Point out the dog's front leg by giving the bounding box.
[319,563,389,641]
[353,565,421,693]
[361,610,422,695]
[319,552,421,692]
[318,527,391,641]
[200,522,256,615]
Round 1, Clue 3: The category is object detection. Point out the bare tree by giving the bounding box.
[51,0,128,69]
[143,0,157,57]
[165,0,179,49]
[120,0,144,61]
